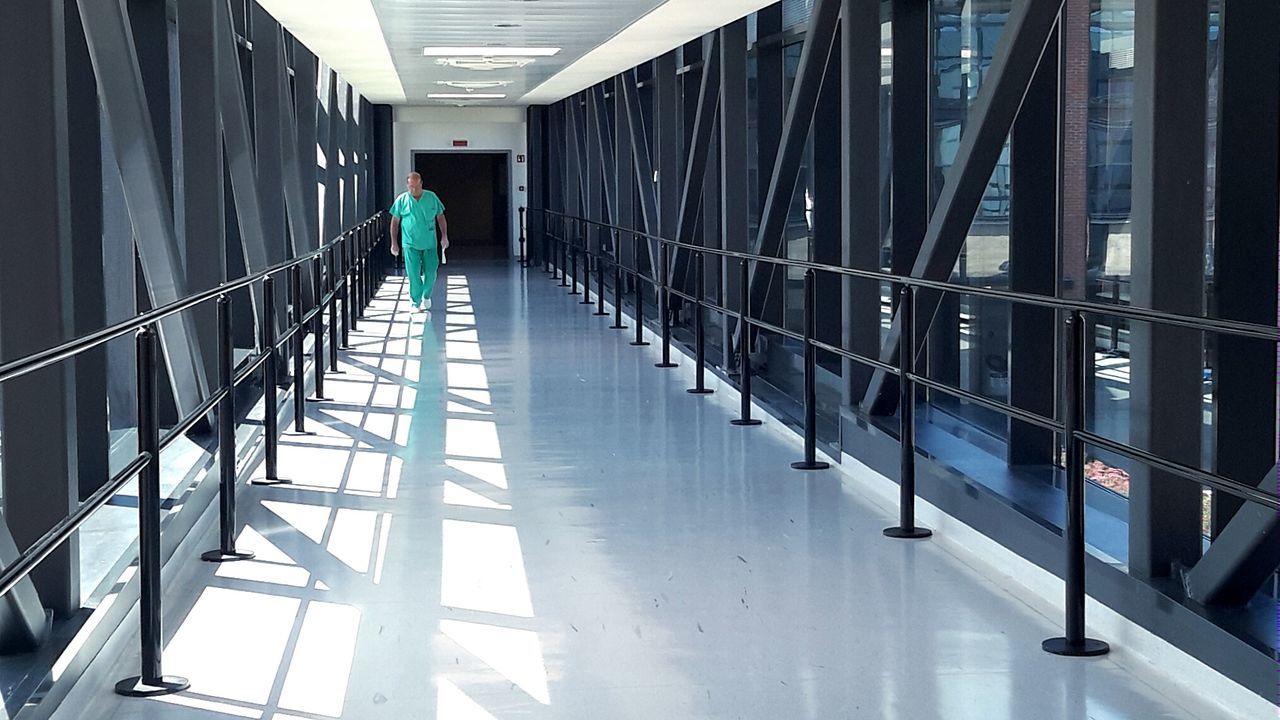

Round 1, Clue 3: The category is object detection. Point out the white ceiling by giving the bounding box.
[257,0,775,107]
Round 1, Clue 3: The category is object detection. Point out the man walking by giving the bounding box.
[389,171,449,312]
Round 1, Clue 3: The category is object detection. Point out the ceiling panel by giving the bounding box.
[261,1,776,107]
[373,0,665,105]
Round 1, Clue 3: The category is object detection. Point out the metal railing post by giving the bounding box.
[115,325,190,697]
[556,237,566,285]
[610,255,627,330]
[327,247,340,367]
[1043,310,1110,657]
[593,249,607,315]
[884,285,931,535]
[361,224,369,312]
[655,243,678,368]
[310,257,326,400]
[290,265,307,434]
[369,223,376,303]
[253,276,289,486]
[343,230,353,343]
[731,258,761,426]
[688,253,712,394]
[355,226,366,319]
[518,206,527,267]
[203,296,254,564]
[366,223,376,305]
[544,214,554,273]
[348,232,360,334]
[560,232,570,286]
[631,236,649,346]
[792,269,828,470]
[581,250,595,306]
[569,245,580,295]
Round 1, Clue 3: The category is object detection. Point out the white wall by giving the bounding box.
[392,106,528,258]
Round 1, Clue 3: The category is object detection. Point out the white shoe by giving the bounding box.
[425,298,433,310]
[410,301,425,313]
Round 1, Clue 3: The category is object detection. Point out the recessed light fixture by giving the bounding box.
[493,23,522,28]
[436,80,513,90]
[435,57,536,71]
[423,46,560,57]
[427,93,507,99]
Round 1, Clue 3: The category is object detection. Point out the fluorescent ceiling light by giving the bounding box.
[256,0,405,102]
[522,1,776,103]
[435,57,535,71]
[436,80,513,89]
[427,93,507,99]
[423,46,560,57]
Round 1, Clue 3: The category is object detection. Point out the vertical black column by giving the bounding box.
[614,91,635,275]
[841,0,882,410]
[754,4,785,329]
[0,0,81,618]
[871,0,931,416]
[813,29,843,371]
[655,51,680,243]
[373,105,396,214]
[1210,1,1280,534]
[565,97,582,223]
[126,0,181,426]
[294,42,319,246]
[756,4,784,217]
[1128,0,1208,580]
[179,0,228,389]
[252,5,286,265]
[721,18,749,370]
[1007,28,1058,466]
[65,0,110,501]
[322,70,342,241]
[586,93,604,256]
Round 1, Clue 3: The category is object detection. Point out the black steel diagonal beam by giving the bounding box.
[277,31,318,303]
[76,0,209,415]
[861,0,1066,414]
[215,0,272,331]
[741,0,842,334]
[621,70,661,274]
[591,85,618,227]
[1184,465,1280,606]
[673,34,722,284]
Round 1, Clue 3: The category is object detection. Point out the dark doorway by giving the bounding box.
[413,152,510,260]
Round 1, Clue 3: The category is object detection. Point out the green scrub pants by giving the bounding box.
[404,246,439,307]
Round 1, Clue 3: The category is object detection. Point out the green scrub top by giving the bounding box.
[390,190,445,250]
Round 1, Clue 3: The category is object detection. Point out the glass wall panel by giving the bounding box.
[925,0,1013,440]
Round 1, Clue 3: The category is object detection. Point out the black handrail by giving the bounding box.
[0,216,385,387]
[0,212,387,695]
[535,208,1279,342]
[531,206,1279,660]
[532,208,1279,509]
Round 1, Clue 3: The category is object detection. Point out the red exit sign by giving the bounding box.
[452,140,469,147]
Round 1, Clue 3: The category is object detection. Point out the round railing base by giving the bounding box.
[883,526,933,539]
[1041,637,1109,657]
[791,460,830,471]
[200,549,255,564]
[115,676,190,698]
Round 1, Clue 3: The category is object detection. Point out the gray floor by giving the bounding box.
[54,263,1237,720]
